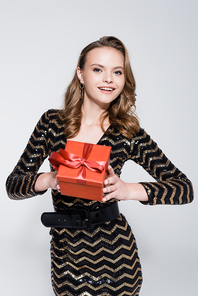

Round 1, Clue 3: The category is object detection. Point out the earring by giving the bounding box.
[79,83,84,90]
[79,83,84,99]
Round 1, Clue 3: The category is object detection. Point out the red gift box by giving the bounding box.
[48,140,111,201]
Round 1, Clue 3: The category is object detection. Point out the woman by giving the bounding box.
[6,36,194,296]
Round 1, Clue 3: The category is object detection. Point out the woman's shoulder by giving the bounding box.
[130,127,159,149]
[42,108,63,119]
[109,125,146,141]
[34,109,65,139]
[132,127,149,141]
[39,109,64,126]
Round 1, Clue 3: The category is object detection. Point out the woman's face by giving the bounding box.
[77,46,125,108]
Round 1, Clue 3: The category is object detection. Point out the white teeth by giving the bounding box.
[99,87,114,91]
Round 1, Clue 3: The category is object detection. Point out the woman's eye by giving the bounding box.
[93,68,101,73]
[114,70,122,75]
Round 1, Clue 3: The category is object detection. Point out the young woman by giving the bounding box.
[6,36,194,296]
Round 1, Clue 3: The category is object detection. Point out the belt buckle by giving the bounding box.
[80,208,92,229]
[72,208,91,229]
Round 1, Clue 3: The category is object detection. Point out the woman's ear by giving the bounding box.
[77,67,84,84]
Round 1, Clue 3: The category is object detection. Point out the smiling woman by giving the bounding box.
[62,36,140,141]
[6,36,194,296]
[77,47,125,108]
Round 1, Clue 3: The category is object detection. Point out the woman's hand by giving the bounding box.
[102,165,148,202]
[35,171,60,193]
[102,166,130,202]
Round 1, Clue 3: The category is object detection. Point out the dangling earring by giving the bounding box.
[79,83,84,99]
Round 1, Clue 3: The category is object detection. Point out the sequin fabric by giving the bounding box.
[6,109,194,296]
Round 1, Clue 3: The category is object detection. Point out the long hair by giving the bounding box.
[61,36,140,139]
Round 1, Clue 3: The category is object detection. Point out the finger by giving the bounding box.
[57,184,61,192]
[52,170,58,177]
[53,177,60,191]
[104,166,116,185]
[103,183,116,194]
[102,191,117,202]
[102,195,111,202]
[106,165,114,176]
[104,175,117,186]
[55,179,60,188]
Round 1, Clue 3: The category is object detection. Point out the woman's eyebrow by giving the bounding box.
[91,63,124,70]
[90,63,105,68]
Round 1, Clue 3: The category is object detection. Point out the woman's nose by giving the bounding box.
[102,73,113,83]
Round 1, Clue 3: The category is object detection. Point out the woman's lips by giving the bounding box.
[98,87,115,93]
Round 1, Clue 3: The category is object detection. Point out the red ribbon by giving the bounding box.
[48,143,106,185]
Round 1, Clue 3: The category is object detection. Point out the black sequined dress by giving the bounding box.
[6,109,194,296]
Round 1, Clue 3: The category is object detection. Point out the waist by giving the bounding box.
[41,201,120,229]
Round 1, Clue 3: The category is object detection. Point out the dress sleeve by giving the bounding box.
[6,111,51,200]
[130,129,194,205]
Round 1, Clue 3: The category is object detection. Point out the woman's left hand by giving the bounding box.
[102,165,130,202]
[102,165,149,203]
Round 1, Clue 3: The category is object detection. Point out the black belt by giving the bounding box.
[41,202,120,229]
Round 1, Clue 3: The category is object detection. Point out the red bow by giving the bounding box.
[48,143,106,185]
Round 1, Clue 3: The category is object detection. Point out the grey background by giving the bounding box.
[0,0,197,295]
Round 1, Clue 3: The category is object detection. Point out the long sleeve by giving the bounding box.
[130,129,194,205]
[6,110,52,200]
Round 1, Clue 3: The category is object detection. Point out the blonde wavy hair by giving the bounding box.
[61,36,140,139]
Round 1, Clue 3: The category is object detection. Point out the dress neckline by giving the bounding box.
[67,125,112,145]
[96,124,112,145]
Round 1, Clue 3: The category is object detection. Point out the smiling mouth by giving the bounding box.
[98,87,115,91]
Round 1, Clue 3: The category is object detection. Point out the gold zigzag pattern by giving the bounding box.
[25,149,41,159]
[152,158,170,179]
[53,196,99,207]
[52,264,141,282]
[51,230,132,250]
[49,127,64,139]
[48,138,65,149]
[51,233,135,261]
[158,182,168,204]
[160,164,177,179]
[135,137,153,160]
[186,178,191,203]
[52,284,142,296]
[51,236,134,259]
[142,145,159,169]
[9,174,26,199]
[52,215,125,238]
[140,144,159,166]
[52,248,138,268]
[168,179,184,204]
[51,251,139,274]
[52,251,141,280]
[52,273,141,292]
[144,182,159,205]
[166,181,177,205]
[35,119,48,131]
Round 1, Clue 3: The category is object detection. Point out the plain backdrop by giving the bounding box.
[0,1,197,295]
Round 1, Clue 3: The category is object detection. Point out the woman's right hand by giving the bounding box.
[34,171,60,193]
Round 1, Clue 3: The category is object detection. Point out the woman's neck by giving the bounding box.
[81,98,109,126]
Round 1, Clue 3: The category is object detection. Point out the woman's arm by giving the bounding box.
[103,165,148,202]
[34,171,60,192]
[103,129,194,205]
[6,110,57,200]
